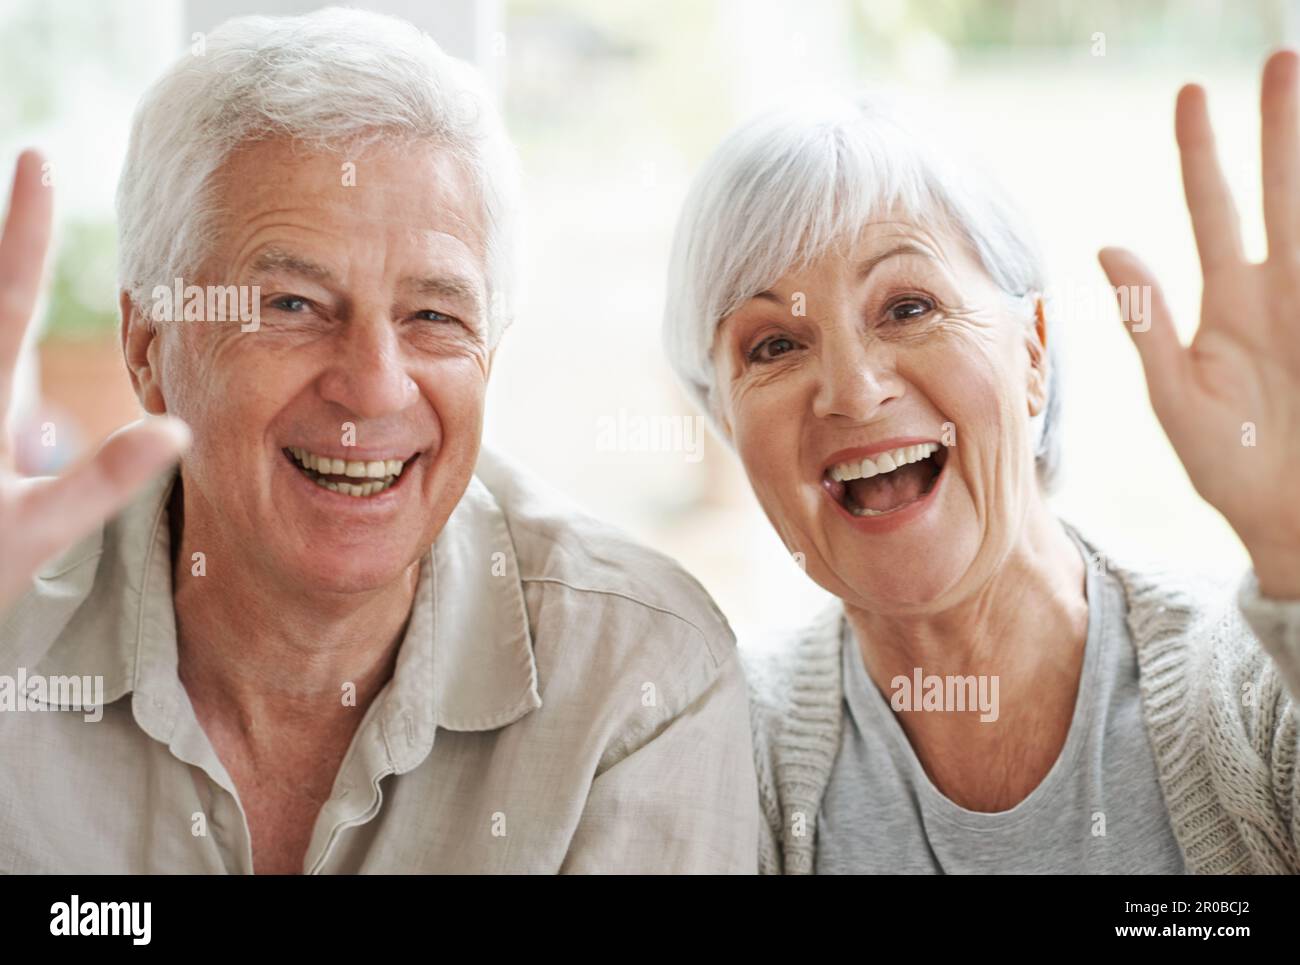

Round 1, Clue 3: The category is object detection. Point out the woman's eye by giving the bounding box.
[886,297,934,323]
[747,335,798,363]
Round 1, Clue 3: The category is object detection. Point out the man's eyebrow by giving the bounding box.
[404,274,483,304]
[249,248,335,282]
[246,253,482,308]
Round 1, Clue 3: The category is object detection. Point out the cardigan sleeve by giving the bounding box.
[740,646,788,875]
[1234,569,1300,869]
[1238,569,1300,710]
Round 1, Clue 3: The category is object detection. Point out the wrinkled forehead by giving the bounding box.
[709,163,962,314]
[784,217,978,286]
[208,136,489,257]
[715,197,973,326]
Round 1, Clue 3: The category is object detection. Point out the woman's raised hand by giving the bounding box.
[1099,51,1300,598]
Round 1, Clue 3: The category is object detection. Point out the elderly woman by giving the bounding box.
[664,52,1300,873]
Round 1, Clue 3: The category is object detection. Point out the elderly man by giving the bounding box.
[0,9,757,874]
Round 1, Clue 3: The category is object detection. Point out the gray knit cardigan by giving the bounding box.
[742,526,1300,874]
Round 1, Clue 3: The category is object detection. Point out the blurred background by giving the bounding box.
[2,0,1293,644]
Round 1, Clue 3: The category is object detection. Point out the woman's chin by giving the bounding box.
[828,541,976,612]
[846,567,961,611]
[822,494,982,611]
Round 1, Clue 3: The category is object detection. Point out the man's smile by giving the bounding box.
[283,446,419,498]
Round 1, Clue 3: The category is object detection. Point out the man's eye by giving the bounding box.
[747,335,798,363]
[414,310,453,323]
[886,297,934,323]
[271,296,309,312]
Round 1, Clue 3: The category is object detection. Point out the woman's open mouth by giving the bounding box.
[283,446,417,498]
[822,442,948,517]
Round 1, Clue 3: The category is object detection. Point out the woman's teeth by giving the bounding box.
[828,442,941,483]
[851,503,905,518]
[286,446,409,498]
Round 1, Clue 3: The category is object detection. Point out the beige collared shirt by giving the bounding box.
[0,448,758,873]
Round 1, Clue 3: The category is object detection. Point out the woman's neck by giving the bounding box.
[846,499,1087,686]
[841,499,1090,811]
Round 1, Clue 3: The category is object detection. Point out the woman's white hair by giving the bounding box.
[116,6,519,345]
[662,95,1063,490]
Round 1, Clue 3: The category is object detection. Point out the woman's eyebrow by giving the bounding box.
[745,242,936,305]
[857,242,933,280]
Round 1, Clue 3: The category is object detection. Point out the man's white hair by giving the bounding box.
[662,95,1063,490]
[116,6,519,345]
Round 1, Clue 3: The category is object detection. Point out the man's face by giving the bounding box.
[136,137,491,594]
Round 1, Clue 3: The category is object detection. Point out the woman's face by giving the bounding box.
[712,216,1050,613]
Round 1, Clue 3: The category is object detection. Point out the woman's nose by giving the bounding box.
[811,334,903,421]
[316,317,420,420]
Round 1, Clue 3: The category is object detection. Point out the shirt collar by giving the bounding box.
[386,464,542,753]
[27,458,542,767]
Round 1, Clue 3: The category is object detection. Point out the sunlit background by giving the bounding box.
[3,0,1293,644]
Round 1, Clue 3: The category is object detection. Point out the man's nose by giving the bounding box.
[811,328,903,421]
[317,319,419,420]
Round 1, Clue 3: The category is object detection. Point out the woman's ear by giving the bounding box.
[1024,294,1050,418]
[707,388,735,445]
[705,344,736,443]
[119,289,168,415]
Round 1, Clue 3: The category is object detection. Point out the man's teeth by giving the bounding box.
[828,442,941,483]
[286,446,408,498]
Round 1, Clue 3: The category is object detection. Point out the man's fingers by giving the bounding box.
[1097,247,1187,419]
[0,150,53,399]
[1175,84,1244,273]
[1261,49,1300,257]
[21,417,190,565]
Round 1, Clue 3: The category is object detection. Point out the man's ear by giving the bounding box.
[119,289,167,415]
[1024,295,1050,418]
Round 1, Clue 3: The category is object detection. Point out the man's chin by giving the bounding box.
[275,545,426,596]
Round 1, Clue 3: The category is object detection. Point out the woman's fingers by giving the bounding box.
[1175,84,1243,274]
[0,150,53,422]
[18,416,190,571]
[1097,247,1187,421]
[1261,49,1300,257]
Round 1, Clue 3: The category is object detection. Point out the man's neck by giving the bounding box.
[168,484,420,736]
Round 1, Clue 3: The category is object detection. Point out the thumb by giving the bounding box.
[23,415,191,559]
[1097,246,1186,417]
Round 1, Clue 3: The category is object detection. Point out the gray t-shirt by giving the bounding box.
[815,532,1186,874]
